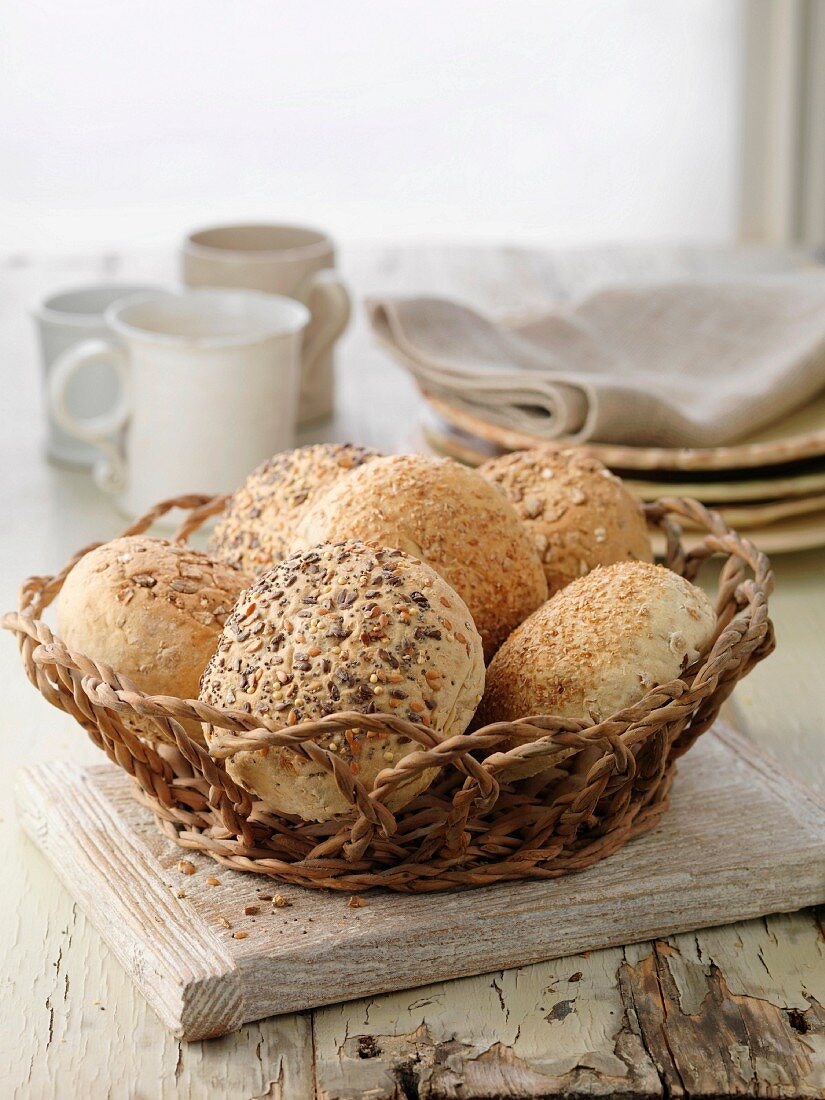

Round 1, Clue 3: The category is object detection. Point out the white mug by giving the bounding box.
[33,284,157,467]
[47,288,310,517]
[181,224,350,424]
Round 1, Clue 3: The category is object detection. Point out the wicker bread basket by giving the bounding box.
[3,493,774,893]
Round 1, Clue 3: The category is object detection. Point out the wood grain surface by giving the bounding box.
[2,244,824,1098]
[15,724,825,1041]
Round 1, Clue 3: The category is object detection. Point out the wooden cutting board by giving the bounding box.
[15,723,825,1042]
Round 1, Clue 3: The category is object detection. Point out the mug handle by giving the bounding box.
[297,268,352,379]
[48,338,131,494]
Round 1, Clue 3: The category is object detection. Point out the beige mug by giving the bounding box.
[181,224,350,423]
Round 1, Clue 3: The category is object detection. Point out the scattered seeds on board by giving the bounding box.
[217,915,231,929]
[258,893,273,902]
[177,859,196,876]
[348,896,366,909]
[273,894,292,908]
[243,904,260,916]
[233,931,248,940]
[175,888,186,898]
[206,876,220,886]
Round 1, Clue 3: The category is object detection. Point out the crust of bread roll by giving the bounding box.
[480,448,653,595]
[479,560,716,780]
[200,539,485,821]
[291,454,547,660]
[57,536,249,743]
[209,443,382,575]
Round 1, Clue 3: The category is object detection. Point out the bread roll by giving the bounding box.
[480,448,653,595]
[209,443,382,575]
[479,561,716,780]
[291,454,547,660]
[200,540,485,821]
[58,536,249,742]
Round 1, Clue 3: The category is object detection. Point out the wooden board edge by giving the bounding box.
[254,921,825,1030]
[233,849,825,1024]
[14,731,825,1040]
[709,720,825,825]
[14,761,246,1041]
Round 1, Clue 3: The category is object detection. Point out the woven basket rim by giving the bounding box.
[3,491,776,891]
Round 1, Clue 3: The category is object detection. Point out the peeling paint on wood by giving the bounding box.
[313,911,825,1098]
[622,916,825,1099]
[313,949,662,1098]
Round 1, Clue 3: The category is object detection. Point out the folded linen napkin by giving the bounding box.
[367,277,825,446]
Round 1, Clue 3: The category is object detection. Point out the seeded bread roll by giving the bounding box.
[209,443,382,575]
[200,540,485,821]
[480,448,653,595]
[478,561,716,779]
[291,454,547,660]
[58,536,249,743]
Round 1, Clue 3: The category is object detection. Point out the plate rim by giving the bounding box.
[425,393,825,473]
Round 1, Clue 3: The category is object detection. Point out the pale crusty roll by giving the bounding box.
[209,443,382,576]
[479,448,653,595]
[200,540,485,822]
[479,560,716,781]
[291,454,547,660]
[57,536,249,743]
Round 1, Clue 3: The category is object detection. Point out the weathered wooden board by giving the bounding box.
[14,723,825,1042]
[311,910,825,1099]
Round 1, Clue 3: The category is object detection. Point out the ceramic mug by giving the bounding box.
[181,224,350,423]
[33,284,157,467]
[47,288,310,517]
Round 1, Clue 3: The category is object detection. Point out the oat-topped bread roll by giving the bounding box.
[58,536,249,743]
[478,561,716,778]
[209,443,382,575]
[200,540,485,821]
[479,448,653,595]
[292,454,547,660]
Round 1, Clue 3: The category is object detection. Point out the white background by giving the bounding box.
[1,0,744,253]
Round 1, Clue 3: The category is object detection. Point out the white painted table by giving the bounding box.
[1,245,823,1098]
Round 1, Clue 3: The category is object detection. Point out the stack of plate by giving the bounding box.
[419,390,825,555]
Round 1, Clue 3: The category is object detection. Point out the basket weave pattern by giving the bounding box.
[4,494,774,893]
